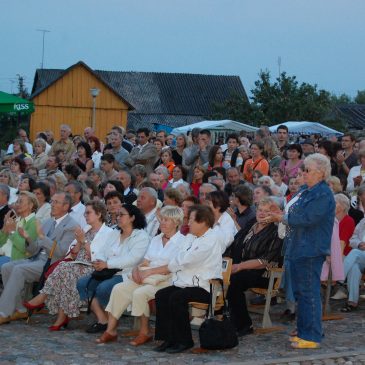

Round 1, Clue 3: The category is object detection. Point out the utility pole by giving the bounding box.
[36,29,51,69]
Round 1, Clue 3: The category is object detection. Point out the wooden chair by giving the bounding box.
[189,258,232,314]
[248,267,284,329]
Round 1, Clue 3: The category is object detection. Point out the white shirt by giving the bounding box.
[346,165,365,193]
[105,229,150,280]
[7,141,33,155]
[168,229,223,292]
[145,231,184,268]
[92,151,102,169]
[70,201,87,229]
[213,211,238,252]
[36,202,51,224]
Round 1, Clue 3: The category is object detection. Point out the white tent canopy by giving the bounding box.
[269,121,343,137]
[171,120,258,135]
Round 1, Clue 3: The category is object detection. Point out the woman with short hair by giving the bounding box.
[152,205,223,353]
[268,153,335,349]
[33,182,51,224]
[75,141,94,172]
[227,197,283,336]
[279,143,304,185]
[32,138,48,171]
[96,206,185,345]
[0,191,38,268]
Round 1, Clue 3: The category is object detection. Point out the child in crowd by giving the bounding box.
[271,167,288,197]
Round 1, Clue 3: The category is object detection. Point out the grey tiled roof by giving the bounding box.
[30,61,248,127]
[334,104,365,129]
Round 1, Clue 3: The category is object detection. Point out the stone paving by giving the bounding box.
[0,297,364,365]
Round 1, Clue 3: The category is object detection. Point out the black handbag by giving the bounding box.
[91,268,119,281]
[199,280,238,350]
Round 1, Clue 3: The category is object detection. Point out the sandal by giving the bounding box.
[129,333,152,346]
[96,331,118,344]
[291,338,320,349]
[289,336,300,343]
[341,304,358,313]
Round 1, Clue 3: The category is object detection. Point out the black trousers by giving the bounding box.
[154,285,209,346]
[227,269,268,330]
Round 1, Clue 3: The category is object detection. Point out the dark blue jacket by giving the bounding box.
[285,180,335,259]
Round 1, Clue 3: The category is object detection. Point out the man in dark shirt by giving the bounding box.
[224,167,249,196]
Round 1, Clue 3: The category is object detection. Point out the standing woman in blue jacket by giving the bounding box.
[268,153,335,349]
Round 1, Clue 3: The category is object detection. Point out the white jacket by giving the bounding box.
[346,165,365,192]
[105,229,150,280]
[168,228,223,292]
[213,211,238,253]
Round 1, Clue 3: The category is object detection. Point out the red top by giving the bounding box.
[339,215,356,256]
[190,182,201,197]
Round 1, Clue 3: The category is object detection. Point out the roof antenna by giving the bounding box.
[36,29,51,69]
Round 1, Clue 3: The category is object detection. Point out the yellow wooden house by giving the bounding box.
[30,61,134,141]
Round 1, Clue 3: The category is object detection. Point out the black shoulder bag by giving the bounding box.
[199,280,238,350]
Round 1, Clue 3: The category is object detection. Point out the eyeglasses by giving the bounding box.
[116,213,129,218]
[304,168,318,173]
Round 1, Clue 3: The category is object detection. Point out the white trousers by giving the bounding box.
[105,277,170,319]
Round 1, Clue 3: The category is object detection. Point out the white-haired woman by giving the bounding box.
[154,165,171,191]
[32,138,48,171]
[96,206,185,345]
[268,153,335,349]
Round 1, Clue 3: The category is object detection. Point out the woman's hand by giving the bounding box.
[131,267,142,284]
[3,211,16,234]
[325,255,331,264]
[138,268,153,281]
[231,263,242,274]
[74,226,85,244]
[18,227,30,240]
[93,260,107,271]
[266,212,284,224]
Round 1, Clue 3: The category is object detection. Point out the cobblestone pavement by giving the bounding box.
[0,298,364,365]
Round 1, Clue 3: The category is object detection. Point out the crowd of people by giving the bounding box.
[0,123,364,352]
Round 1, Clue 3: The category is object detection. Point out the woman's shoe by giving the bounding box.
[340,303,358,312]
[129,333,152,346]
[289,336,301,342]
[153,341,174,352]
[96,331,118,344]
[23,301,45,311]
[49,317,69,331]
[291,338,320,349]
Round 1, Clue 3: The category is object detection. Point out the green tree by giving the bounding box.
[250,71,334,125]
[355,90,365,104]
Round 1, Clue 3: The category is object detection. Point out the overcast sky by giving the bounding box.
[1,0,364,98]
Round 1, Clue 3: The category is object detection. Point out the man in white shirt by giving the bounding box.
[64,181,87,229]
[136,187,159,238]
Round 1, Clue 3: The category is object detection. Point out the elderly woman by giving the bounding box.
[23,201,118,330]
[96,206,185,345]
[0,170,18,205]
[226,197,283,336]
[154,166,170,191]
[153,205,223,353]
[33,138,48,171]
[346,148,365,193]
[268,153,335,349]
[205,190,237,252]
[78,204,149,335]
[0,192,38,268]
